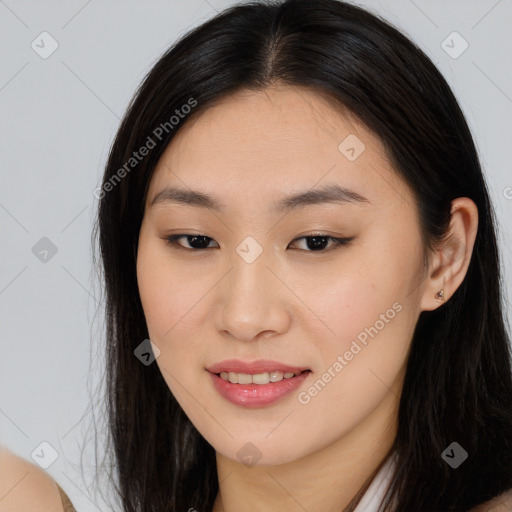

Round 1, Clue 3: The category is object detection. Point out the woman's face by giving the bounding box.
[136,85,429,465]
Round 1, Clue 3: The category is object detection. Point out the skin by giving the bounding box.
[136,84,479,512]
[0,446,67,511]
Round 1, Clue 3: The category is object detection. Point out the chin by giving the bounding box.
[209,435,312,468]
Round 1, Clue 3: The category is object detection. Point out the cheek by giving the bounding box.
[137,234,192,334]
[136,235,212,375]
[136,243,213,428]
[298,248,416,376]
[290,264,413,439]
[292,260,389,346]
[136,243,169,337]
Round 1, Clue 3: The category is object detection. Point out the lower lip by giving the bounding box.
[208,370,311,408]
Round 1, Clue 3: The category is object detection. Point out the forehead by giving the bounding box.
[146,85,413,214]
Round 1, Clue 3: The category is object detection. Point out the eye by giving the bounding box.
[164,234,219,251]
[163,233,354,253]
[289,233,354,252]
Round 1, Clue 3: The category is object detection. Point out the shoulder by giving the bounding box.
[0,445,66,512]
[470,488,512,512]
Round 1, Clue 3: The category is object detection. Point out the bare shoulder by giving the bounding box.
[470,488,512,512]
[0,445,65,512]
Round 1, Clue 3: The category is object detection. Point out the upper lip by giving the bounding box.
[207,359,311,375]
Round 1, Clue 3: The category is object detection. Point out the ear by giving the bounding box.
[420,197,479,312]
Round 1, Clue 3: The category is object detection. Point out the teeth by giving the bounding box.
[219,370,301,384]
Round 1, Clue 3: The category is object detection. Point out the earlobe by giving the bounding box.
[434,289,445,302]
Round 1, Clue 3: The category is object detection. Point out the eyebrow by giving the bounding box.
[150,183,371,212]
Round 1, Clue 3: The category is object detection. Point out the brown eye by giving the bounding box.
[162,233,354,253]
[165,234,218,251]
[289,233,354,252]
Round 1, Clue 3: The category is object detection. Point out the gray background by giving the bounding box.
[1,1,511,511]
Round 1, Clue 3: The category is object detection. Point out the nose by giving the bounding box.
[212,249,292,343]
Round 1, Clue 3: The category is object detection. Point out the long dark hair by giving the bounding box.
[92,0,512,510]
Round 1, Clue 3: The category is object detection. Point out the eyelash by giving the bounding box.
[163,233,354,254]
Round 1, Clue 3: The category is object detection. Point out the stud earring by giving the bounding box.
[435,289,445,302]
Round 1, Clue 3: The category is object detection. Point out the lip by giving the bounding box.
[206,359,311,375]
[208,370,311,408]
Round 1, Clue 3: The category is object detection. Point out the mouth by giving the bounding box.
[211,369,312,385]
[207,367,313,407]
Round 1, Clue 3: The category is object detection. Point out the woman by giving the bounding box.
[92,0,512,510]
[9,0,509,511]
